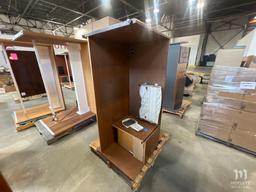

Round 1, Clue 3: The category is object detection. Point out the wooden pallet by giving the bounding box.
[13,104,64,131]
[90,133,170,191]
[35,111,96,144]
[15,118,43,131]
[14,114,50,131]
[163,100,192,118]
[196,130,256,157]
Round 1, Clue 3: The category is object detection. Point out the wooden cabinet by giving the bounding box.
[113,116,160,163]
[88,19,170,181]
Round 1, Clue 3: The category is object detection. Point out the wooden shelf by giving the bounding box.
[112,116,158,142]
[102,143,144,180]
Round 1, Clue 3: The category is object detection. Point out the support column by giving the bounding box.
[199,22,211,65]
[67,43,90,115]
[33,42,65,110]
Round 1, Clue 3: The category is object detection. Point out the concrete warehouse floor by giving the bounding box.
[0,86,255,192]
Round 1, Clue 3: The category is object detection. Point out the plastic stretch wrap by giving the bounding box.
[198,65,256,152]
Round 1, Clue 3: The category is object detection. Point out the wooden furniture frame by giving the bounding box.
[88,19,169,184]
[1,32,96,139]
[9,31,96,142]
[0,40,65,130]
[5,49,46,98]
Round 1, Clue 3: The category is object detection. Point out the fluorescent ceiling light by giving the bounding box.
[189,0,196,4]
[197,2,205,9]
[153,8,160,13]
[146,18,152,23]
[102,0,111,8]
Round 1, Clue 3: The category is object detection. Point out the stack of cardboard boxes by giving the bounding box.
[198,65,256,153]
[242,55,256,68]
[0,71,15,94]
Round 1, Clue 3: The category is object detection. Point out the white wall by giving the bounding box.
[237,29,256,56]
[74,17,119,39]
[173,34,201,65]
[205,29,243,55]
[0,51,8,68]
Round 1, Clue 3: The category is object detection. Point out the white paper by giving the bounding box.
[240,81,256,90]
[139,84,162,124]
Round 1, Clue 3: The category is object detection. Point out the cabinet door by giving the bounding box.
[7,50,46,97]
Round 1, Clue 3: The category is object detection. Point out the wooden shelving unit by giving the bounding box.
[1,31,96,142]
[88,19,170,188]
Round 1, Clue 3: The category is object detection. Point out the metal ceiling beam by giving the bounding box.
[16,0,35,22]
[118,10,140,20]
[7,0,12,14]
[119,0,144,14]
[54,5,102,32]
[159,7,256,34]
[0,15,73,36]
[39,0,93,18]
[26,0,40,15]
[209,1,256,15]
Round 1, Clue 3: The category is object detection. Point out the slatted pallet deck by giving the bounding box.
[163,100,192,118]
[90,133,170,191]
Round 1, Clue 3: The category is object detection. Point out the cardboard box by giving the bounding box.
[83,16,120,35]
[92,16,119,31]
[231,129,256,152]
[117,127,159,163]
[198,102,256,152]
[201,103,256,132]
[206,92,256,113]
[117,129,144,161]
[198,65,256,153]
[242,55,256,68]
[214,49,244,67]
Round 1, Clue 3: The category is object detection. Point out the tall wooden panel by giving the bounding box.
[34,44,65,110]
[89,38,129,150]
[67,43,90,114]
[6,50,46,97]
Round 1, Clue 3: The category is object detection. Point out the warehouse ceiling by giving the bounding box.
[0,0,256,36]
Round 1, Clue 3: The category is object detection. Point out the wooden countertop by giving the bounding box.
[112,116,159,142]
